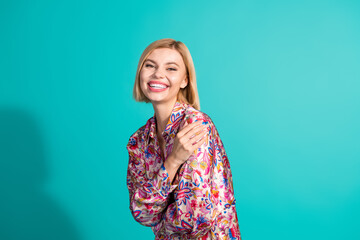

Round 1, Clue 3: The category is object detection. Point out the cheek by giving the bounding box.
[139,73,147,89]
[168,75,183,86]
[139,70,149,83]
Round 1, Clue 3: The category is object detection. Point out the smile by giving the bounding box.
[148,82,169,92]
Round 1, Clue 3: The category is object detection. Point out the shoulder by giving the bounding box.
[182,104,217,135]
[183,104,211,123]
[126,117,152,152]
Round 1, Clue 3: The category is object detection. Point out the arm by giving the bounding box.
[152,120,218,238]
[126,144,178,227]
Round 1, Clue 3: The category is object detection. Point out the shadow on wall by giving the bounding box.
[0,108,81,240]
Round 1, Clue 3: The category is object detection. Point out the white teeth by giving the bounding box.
[149,83,167,89]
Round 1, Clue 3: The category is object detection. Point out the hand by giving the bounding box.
[168,120,209,168]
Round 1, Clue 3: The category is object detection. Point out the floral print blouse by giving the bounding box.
[126,100,241,239]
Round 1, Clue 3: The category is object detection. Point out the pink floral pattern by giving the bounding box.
[126,100,241,239]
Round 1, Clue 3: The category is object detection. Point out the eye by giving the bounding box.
[168,68,177,71]
[145,64,154,68]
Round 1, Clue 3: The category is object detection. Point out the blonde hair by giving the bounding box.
[133,38,200,110]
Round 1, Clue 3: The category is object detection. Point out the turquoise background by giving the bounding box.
[1,0,359,239]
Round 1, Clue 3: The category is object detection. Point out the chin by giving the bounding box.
[147,96,175,104]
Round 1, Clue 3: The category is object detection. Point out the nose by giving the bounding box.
[154,67,166,79]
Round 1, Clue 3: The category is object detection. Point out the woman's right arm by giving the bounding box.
[127,150,177,227]
[126,121,207,227]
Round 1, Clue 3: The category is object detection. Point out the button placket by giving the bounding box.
[162,133,169,160]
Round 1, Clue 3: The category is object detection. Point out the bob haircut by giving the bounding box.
[133,38,200,110]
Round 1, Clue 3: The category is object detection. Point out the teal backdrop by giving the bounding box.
[1,0,359,239]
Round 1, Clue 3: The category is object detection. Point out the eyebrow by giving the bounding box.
[144,59,180,67]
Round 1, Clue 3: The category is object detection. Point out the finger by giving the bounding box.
[193,134,208,149]
[187,135,207,155]
[189,125,208,140]
[180,120,202,132]
[186,131,207,149]
[183,123,207,140]
[178,120,203,137]
[189,130,207,144]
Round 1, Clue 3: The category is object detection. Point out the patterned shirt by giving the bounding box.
[126,100,241,239]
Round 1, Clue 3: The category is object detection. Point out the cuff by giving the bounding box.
[155,163,178,198]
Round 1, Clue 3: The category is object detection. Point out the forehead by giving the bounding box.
[146,48,184,65]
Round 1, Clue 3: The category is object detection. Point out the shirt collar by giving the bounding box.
[148,100,188,140]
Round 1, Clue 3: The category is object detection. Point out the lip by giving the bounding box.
[148,80,169,87]
[147,80,169,92]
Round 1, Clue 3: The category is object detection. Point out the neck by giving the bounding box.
[153,98,178,137]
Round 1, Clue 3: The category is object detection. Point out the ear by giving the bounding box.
[180,76,188,89]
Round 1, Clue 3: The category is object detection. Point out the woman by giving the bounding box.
[126,38,241,239]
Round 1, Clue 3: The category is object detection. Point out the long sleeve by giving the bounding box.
[126,140,178,227]
[152,120,218,239]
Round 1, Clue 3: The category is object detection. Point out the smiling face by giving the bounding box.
[139,48,188,105]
